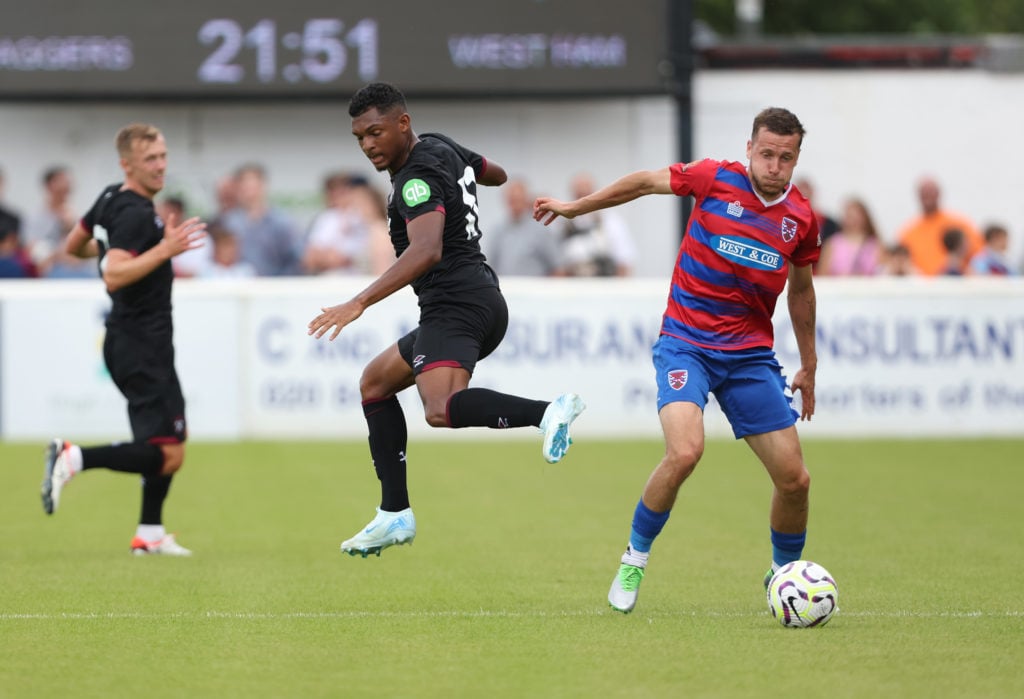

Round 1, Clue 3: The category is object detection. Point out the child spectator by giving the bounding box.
[969,224,1015,276]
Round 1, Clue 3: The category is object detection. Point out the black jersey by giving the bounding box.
[388,133,498,303]
[82,184,173,335]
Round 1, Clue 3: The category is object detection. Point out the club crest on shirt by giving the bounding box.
[667,369,688,390]
[727,201,744,218]
[781,217,798,242]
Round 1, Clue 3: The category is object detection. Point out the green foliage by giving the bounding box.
[698,0,1024,35]
[2,437,1022,698]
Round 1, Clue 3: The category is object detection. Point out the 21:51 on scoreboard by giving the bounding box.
[0,0,670,98]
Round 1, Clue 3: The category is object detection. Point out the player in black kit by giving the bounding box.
[40,123,206,556]
[308,82,585,557]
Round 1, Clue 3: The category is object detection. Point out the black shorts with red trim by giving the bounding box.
[103,326,187,444]
[397,285,509,376]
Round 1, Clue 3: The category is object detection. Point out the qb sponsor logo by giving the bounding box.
[402,178,431,206]
[667,369,688,390]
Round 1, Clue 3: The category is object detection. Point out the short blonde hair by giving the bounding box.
[115,123,162,159]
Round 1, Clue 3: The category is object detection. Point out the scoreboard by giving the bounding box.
[0,0,672,98]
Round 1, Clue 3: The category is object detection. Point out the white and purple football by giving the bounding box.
[767,560,839,628]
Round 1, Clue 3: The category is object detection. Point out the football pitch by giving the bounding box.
[2,437,1022,698]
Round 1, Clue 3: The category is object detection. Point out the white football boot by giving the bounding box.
[341,507,417,557]
[41,438,75,515]
[539,393,586,463]
[130,533,193,556]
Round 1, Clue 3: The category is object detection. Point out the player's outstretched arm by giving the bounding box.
[533,167,673,225]
[309,211,445,341]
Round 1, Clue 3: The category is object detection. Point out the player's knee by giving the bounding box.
[777,466,810,498]
[358,372,380,400]
[662,443,702,482]
[665,442,702,469]
[424,412,448,428]
[160,445,185,475]
[423,403,449,428]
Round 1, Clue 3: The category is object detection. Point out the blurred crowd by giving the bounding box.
[0,162,1017,279]
[0,162,640,281]
[0,163,396,280]
[800,175,1018,278]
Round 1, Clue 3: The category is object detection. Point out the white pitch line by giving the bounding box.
[1,609,1022,621]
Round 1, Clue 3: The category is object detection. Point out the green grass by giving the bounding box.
[2,437,1022,698]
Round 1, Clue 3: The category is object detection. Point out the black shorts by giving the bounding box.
[397,285,509,376]
[103,328,187,444]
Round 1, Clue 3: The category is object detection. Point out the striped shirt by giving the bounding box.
[663,159,821,350]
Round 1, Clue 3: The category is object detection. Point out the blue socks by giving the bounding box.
[628,499,671,553]
[627,503,807,570]
[770,528,807,568]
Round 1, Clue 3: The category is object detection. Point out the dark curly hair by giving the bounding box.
[348,82,407,118]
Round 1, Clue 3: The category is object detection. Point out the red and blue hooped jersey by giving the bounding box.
[663,159,820,350]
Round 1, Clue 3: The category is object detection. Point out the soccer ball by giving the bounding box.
[766,560,839,628]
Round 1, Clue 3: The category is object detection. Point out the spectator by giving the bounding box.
[349,179,395,275]
[23,166,96,278]
[210,174,239,226]
[897,176,982,275]
[220,164,304,276]
[485,177,564,276]
[877,243,918,276]
[302,172,371,275]
[970,224,1015,276]
[560,172,636,276]
[0,167,15,212]
[203,224,255,278]
[0,166,27,274]
[816,198,882,276]
[0,211,36,278]
[941,228,970,276]
[159,195,211,278]
[795,177,840,246]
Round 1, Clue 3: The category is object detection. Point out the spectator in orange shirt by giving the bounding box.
[897,176,981,275]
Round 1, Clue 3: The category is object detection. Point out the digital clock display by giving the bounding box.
[196,18,379,86]
[0,0,669,98]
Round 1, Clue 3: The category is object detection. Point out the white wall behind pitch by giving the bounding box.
[694,69,1024,265]
[1,68,1021,275]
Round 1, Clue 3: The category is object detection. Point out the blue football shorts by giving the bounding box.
[652,334,798,439]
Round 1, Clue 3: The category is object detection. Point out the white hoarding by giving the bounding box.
[238,279,669,439]
[1,281,241,441]
[3,277,1022,441]
[775,278,1024,437]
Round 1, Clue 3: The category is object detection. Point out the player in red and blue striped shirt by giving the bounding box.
[535,107,821,614]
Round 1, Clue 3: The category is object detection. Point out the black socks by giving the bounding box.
[363,396,410,512]
[81,442,164,477]
[446,388,547,429]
